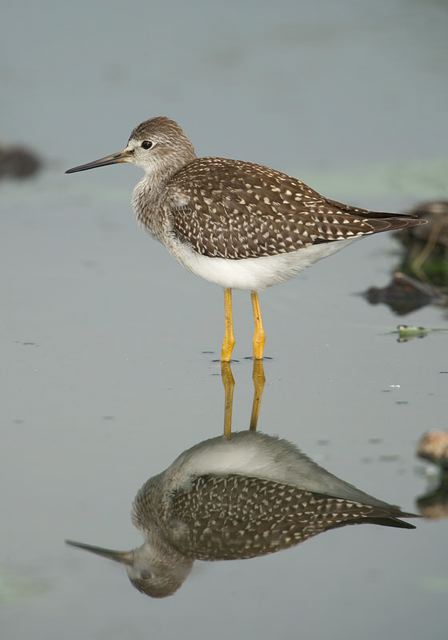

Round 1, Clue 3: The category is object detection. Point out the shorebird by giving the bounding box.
[66,117,425,361]
[66,431,416,598]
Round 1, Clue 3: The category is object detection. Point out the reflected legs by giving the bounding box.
[221,361,235,440]
[249,359,266,432]
[221,359,266,438]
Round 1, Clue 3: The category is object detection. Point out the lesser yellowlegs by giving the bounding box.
[66,117,425,361]
[66,430,416,598]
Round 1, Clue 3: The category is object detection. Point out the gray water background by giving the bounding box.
[1,0,448,638]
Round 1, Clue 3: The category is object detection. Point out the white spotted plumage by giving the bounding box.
[69,116,426,294]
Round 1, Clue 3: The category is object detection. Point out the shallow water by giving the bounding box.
[1,0,448,638]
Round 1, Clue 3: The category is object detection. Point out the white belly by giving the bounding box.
[168,238,355,290]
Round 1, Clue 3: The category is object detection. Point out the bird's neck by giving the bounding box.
[143,144,196,194]
[132,151,196,239]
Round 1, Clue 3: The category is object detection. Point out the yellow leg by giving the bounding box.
[250,291,266,360]
[249,359,266,431]
[221,288,235,362]
[221,361,235,439]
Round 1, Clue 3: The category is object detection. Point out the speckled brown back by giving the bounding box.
[166,474,413,561]
[167,158,423,259]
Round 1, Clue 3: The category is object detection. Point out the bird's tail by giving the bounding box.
[362,515,417,529]
[330,508,419,531]
[365,211,427,233]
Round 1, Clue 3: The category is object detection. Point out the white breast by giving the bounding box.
[161,431,391,507]
[167,237,355,290]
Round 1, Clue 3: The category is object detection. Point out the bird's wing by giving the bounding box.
[167,158,423,259]
[166,474,414,561]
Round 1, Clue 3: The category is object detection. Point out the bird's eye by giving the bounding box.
[140,570,152,580]
[141,140,153,150]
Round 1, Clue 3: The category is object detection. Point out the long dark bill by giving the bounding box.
[65,150,130,174]
[65,539,134,565]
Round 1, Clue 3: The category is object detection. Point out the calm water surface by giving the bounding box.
[1,1,448,638]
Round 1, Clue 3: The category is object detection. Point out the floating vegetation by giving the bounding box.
[416,472,448,520]
[0,144,42,180]
[364,272,447,316]
[362,201,448,317]
[417,432,448,468]
[397,201,448,287]
[385,324,448,342]
[0,569,48,604]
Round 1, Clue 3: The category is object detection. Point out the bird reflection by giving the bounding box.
[67,361,416,598]
[362,201,448,316]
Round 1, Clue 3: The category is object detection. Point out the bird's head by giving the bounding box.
[66,538,193,598]
[66,116,196,178]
